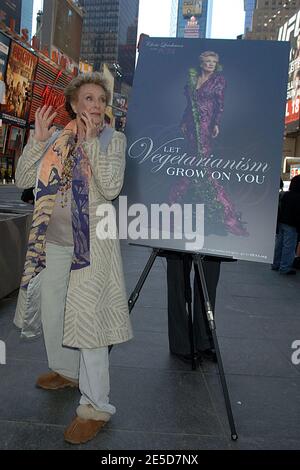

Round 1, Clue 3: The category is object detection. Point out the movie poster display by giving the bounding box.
[0,32,10,105]
[2,42,38,126]
[0,122,8,153]
[123,38,289,263]
[7,126,24,154]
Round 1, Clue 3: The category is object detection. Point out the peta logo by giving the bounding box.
[291,340,300,365]
[278,10,300,41]
[0,340,6,365]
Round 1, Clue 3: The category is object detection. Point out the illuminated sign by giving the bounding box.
[290,163,300,178]
[182,0,202,18]
[41,70,65,108]
[278,10,300,42]
[278,8,300,132]
[30,58,73,127]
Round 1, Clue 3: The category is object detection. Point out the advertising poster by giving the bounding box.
[2,42,38,126]
[0,122,8,153]
[123,38,289,263]
[183,0,202,18]
[278,8,300,132]
[113,93,128,117]
[285,28,300,132]
[290,164,300,178]
[7,125,24,152]
[0,32,10,105]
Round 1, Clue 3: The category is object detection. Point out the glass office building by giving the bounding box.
[21,0,34,38]
[244,0,256,33]
[78,0,139,86]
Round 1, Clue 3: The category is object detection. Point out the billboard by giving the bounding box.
[53,0,83,64]
[123,38,289,263]
[290,164,300,178]
[2,42,38,126]
[113,93,127,117]
[278,8,300,132]
[183,0,202,18]
[29,57,73,128]
[0,32,10,104]
[0,0,21,33]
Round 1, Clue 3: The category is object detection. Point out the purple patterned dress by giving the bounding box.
[183,72,226,158]
[169,69,248,236]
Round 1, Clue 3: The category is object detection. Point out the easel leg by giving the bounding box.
[183,254,200,370]
[128,248,161,313]
[193,254,238,441]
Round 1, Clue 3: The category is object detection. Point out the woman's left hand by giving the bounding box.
[212,125,219,138]
[80,111,98,140]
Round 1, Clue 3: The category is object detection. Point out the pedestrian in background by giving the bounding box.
[272,175,300,275]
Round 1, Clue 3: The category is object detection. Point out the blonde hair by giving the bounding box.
[64,72,111,118]
[199,51,219,63]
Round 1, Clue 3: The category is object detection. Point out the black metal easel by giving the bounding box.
[109,248,238,441]
[111,247,238,441]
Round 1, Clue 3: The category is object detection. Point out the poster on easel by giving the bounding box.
[122,38,289,263]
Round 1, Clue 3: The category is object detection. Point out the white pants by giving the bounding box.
[40,242,116,416]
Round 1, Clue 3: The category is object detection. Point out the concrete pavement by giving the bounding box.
[0,184,300,449]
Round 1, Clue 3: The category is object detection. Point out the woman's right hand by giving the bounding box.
[34,105,57,142]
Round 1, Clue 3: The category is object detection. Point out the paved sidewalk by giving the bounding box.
[0,238,300,450]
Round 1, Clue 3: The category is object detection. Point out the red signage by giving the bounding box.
[30,58,73,127]
[285,98,300,124]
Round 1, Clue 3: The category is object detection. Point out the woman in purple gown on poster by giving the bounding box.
[170,51,248,236]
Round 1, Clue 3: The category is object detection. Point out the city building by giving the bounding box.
[0,0,21,33]
[244,0,256,34]
[245,0,300,40]
[21,0,34,38]
[78,0,139,88]
[175,0,211,39]
[40,0,83,73]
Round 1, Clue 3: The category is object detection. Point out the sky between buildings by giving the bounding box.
[32,0,245,40]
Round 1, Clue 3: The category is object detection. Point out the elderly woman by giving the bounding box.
[170,50,247,237]
[14,72,132,444]
[182,50,225,159]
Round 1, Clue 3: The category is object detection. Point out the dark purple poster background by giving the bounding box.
[123,38,289,263]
